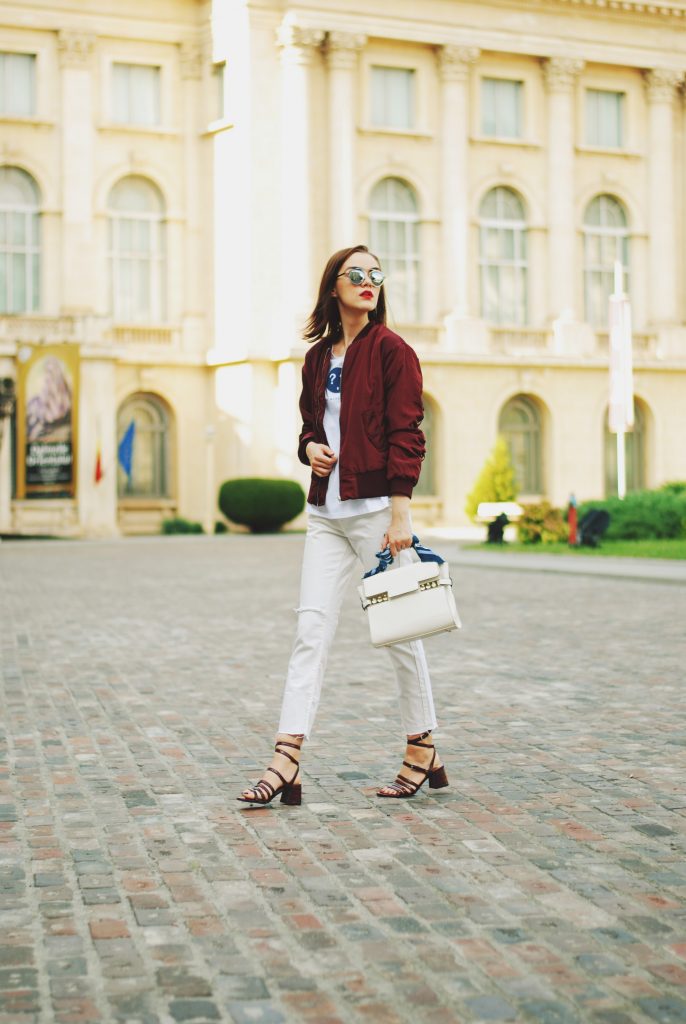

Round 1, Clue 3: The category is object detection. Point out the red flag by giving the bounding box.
[95,443,103,483]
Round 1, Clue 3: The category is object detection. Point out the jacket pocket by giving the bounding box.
[362,408,388,453]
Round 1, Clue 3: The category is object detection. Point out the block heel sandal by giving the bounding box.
[237,739,302,806]
[376,729,449,799]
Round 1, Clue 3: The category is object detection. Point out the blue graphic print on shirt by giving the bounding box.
[327,366,342,394]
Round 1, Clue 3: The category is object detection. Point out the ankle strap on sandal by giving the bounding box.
[407,729,433,745]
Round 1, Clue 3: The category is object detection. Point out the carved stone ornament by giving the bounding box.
[57,31,96,68]
[276,20,325,64]
[645,68,683,102]
[437,45,480,82]
[543,57,585,93]
[180,40,203,80]
[325,31,366,71]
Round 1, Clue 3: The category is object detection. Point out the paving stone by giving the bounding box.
[2,537,686,1024]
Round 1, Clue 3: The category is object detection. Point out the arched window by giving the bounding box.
[499,394,543,495]
[108,176,166,323]
[117,393,171,498]
[369,177,420,323]
[583,194,629,327]
[0,166,40,313]
[414,395,436,497]
[479,186,528,325]
[604,400,646,496]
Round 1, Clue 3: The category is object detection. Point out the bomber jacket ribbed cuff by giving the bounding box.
[298,433,315,466]
[388,477,414,498]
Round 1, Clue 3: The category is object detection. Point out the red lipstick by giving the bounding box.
[360,290,373,299]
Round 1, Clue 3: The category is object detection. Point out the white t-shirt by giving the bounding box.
[307,354,390,519]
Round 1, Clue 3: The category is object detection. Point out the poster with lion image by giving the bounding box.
[16,344,79,497]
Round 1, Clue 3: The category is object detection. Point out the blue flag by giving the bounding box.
[118,420,135,478]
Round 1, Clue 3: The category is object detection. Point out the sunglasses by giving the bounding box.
[337,267,386,287]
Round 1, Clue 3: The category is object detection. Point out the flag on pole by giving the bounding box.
[117,420,136,479]
[608,262,634,434]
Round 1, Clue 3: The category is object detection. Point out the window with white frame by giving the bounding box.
[112,63,161,126]
[108,176,166,323]
[586,89,624,149]
[583,194,629,327]
[479,187,528,325]
[481,78,523,139]
[370,66,415,130]
[117,393,171,498]
[0,52,36,117]
[0,166,40,314]
[369,177,420,323]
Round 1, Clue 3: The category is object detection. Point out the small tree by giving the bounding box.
[465,435,517,521]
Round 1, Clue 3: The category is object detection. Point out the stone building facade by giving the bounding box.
[1,0,685,536]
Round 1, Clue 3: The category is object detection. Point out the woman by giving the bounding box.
[237,244,448,805]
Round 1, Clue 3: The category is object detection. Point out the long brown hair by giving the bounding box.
[303,244,387,344]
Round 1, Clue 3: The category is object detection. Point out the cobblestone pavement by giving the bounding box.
[1,535,685,1024]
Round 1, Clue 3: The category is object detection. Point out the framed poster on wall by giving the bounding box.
[16,343,80,499]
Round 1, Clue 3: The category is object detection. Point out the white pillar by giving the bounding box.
[277,20,325,346]
[57,32,96,314]
[326,31,366,250]
[437,45,479,318]
[543,57,584,322]
[645,68,681,325]
[180,41,204,343]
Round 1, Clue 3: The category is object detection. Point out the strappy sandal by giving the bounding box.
[237,738,302,806]
[376,729,448,799]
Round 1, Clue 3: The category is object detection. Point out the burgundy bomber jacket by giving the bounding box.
[297,321,426,507]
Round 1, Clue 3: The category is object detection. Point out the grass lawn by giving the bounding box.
[465,538,686,560]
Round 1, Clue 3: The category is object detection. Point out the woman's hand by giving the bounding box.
[306,441,337,478]
[383,495,413,558]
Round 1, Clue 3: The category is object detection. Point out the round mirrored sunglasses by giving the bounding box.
[337,267,385,287]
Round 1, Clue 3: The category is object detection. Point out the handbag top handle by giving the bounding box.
[363,535,445,579]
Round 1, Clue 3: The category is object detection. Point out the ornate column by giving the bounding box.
[543,57,584,321]
[645,68,681,325]
[325,31,366,249]
[437,45,479,318]
[179,40,203,332]
[277,21,325,339]
[57,31,96,314]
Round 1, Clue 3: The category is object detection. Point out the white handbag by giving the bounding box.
[358,536,461,648]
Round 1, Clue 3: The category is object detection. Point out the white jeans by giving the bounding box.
[277,508,438,739]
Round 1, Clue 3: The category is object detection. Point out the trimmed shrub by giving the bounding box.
[218,477,306,533]
[517,502,569,544]
[161,516,204,534]
[465,435,517,521]
[660,481,686,496]
[578,489,686,540]
[214,520,228,534]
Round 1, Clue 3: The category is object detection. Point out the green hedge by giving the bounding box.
[161,516,204,534]
[578,487,686,540]
[218,477,305,533]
